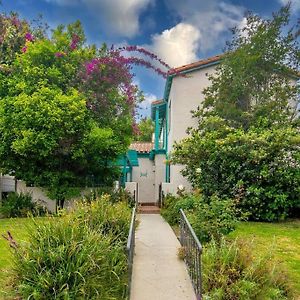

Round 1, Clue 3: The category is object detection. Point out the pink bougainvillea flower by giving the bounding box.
[55,52,65,57]
[21,46,27,53]
[25,32,34,42]
[11,16,21,28]
[70,34,80,50]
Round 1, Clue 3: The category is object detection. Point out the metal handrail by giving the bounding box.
[179,209,202,299]
[126,206,136,298]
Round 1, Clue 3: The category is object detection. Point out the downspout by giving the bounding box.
[155,106,159,151]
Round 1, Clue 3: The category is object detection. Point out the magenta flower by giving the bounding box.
[25,32,34,42]
[70,34,80,50]
[11,17,21,28]
[21,46,27,53]
[55,52,65,58]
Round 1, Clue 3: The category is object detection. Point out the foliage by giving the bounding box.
[161,192,244,243]
[0,20,134,206]
[188,195,246,243]
[135,118,154,142]
[72,195,132,242]
[161,193,197,226]
[202,238,294,300]
[173,5,300,221]
[0,13,172,207]
[0,13,31,67]
[12,196,131,299]
[0,192,47,218]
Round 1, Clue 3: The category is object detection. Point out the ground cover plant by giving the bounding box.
[0,195,132,299]
[0,217,36,300]
[202,238,294,300]
[163,192,300,299]
[0,192,47,218]
[229,220,300,295]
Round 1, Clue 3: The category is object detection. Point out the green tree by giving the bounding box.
[136,118,154,142]
[173,5,300,221]
[0,21,134,208]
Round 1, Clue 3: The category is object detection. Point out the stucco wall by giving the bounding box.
[167,65,217,189]
[154,154,166,202]
[16,180,57,212]
[131,157,155,203]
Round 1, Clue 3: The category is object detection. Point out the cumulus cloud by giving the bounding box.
[166,1,244,52]
[44,0,153,37]
[278,0,300,13]
[137,92,157,119]
[142,0,244,68]
[148,23,201,67]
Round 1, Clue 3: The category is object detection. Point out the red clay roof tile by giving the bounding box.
[130,142,154,153]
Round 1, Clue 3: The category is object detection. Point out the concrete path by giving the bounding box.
[130,214,196,300]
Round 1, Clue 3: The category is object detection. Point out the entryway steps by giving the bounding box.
[130,214,196,300]
[138,205,160,214]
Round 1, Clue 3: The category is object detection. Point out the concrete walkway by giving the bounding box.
[130,214,196,300]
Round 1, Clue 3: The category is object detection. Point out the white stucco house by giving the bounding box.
[124,54,299,205]
[124,55,222,204]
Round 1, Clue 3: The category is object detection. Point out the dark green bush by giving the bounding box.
[161,193,245,243]
[202,238,294,299]
[0,192,47,218]
[13,196,131,299]
[161,193,198,225]
[188,195,246,243]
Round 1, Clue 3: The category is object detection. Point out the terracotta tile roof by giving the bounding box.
[151,99,164,105]
[130,142,154,153]
[171,54,222,75]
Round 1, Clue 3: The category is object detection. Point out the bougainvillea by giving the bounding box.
[0,14,171,207]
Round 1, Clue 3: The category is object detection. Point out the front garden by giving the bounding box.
[161,193,300,299]
[0,193,133,299]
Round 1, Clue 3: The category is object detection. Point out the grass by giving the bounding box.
[0,217,45,299]
[229,219,300,296]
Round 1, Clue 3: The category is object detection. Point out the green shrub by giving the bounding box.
[161,193,198,226]
[0,192,47,218]
[72,195,131,243]
[161,193,244,243]
[84,187,135,208]
[202,238,294,299]
[12,196,131,299]
[188,195,246,243]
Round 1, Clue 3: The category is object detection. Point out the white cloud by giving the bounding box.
[148,23,201,67]
[137,92,157,119]
[44,0,153,37]
[143,0,244,68]
[278,0,300,13]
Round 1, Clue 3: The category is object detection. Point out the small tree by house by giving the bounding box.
[173,5,300,221]
[135,118,154,142]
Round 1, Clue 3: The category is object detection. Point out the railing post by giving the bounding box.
[126,206,136,298]
[179,209,202,299]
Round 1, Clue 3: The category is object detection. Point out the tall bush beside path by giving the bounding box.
[11,196,131,300]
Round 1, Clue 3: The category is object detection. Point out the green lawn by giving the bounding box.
[229,219,300,296]
[0,217,43,299]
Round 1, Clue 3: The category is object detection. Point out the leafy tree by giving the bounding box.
[135,118,154,142]
[0,21,134,208]
[173,5,300,221]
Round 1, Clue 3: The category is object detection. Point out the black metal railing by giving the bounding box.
[126,206,136,298]
[158,183,165,208]
[179,209,202,300]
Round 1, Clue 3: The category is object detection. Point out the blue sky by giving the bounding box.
[1,0,299,118]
